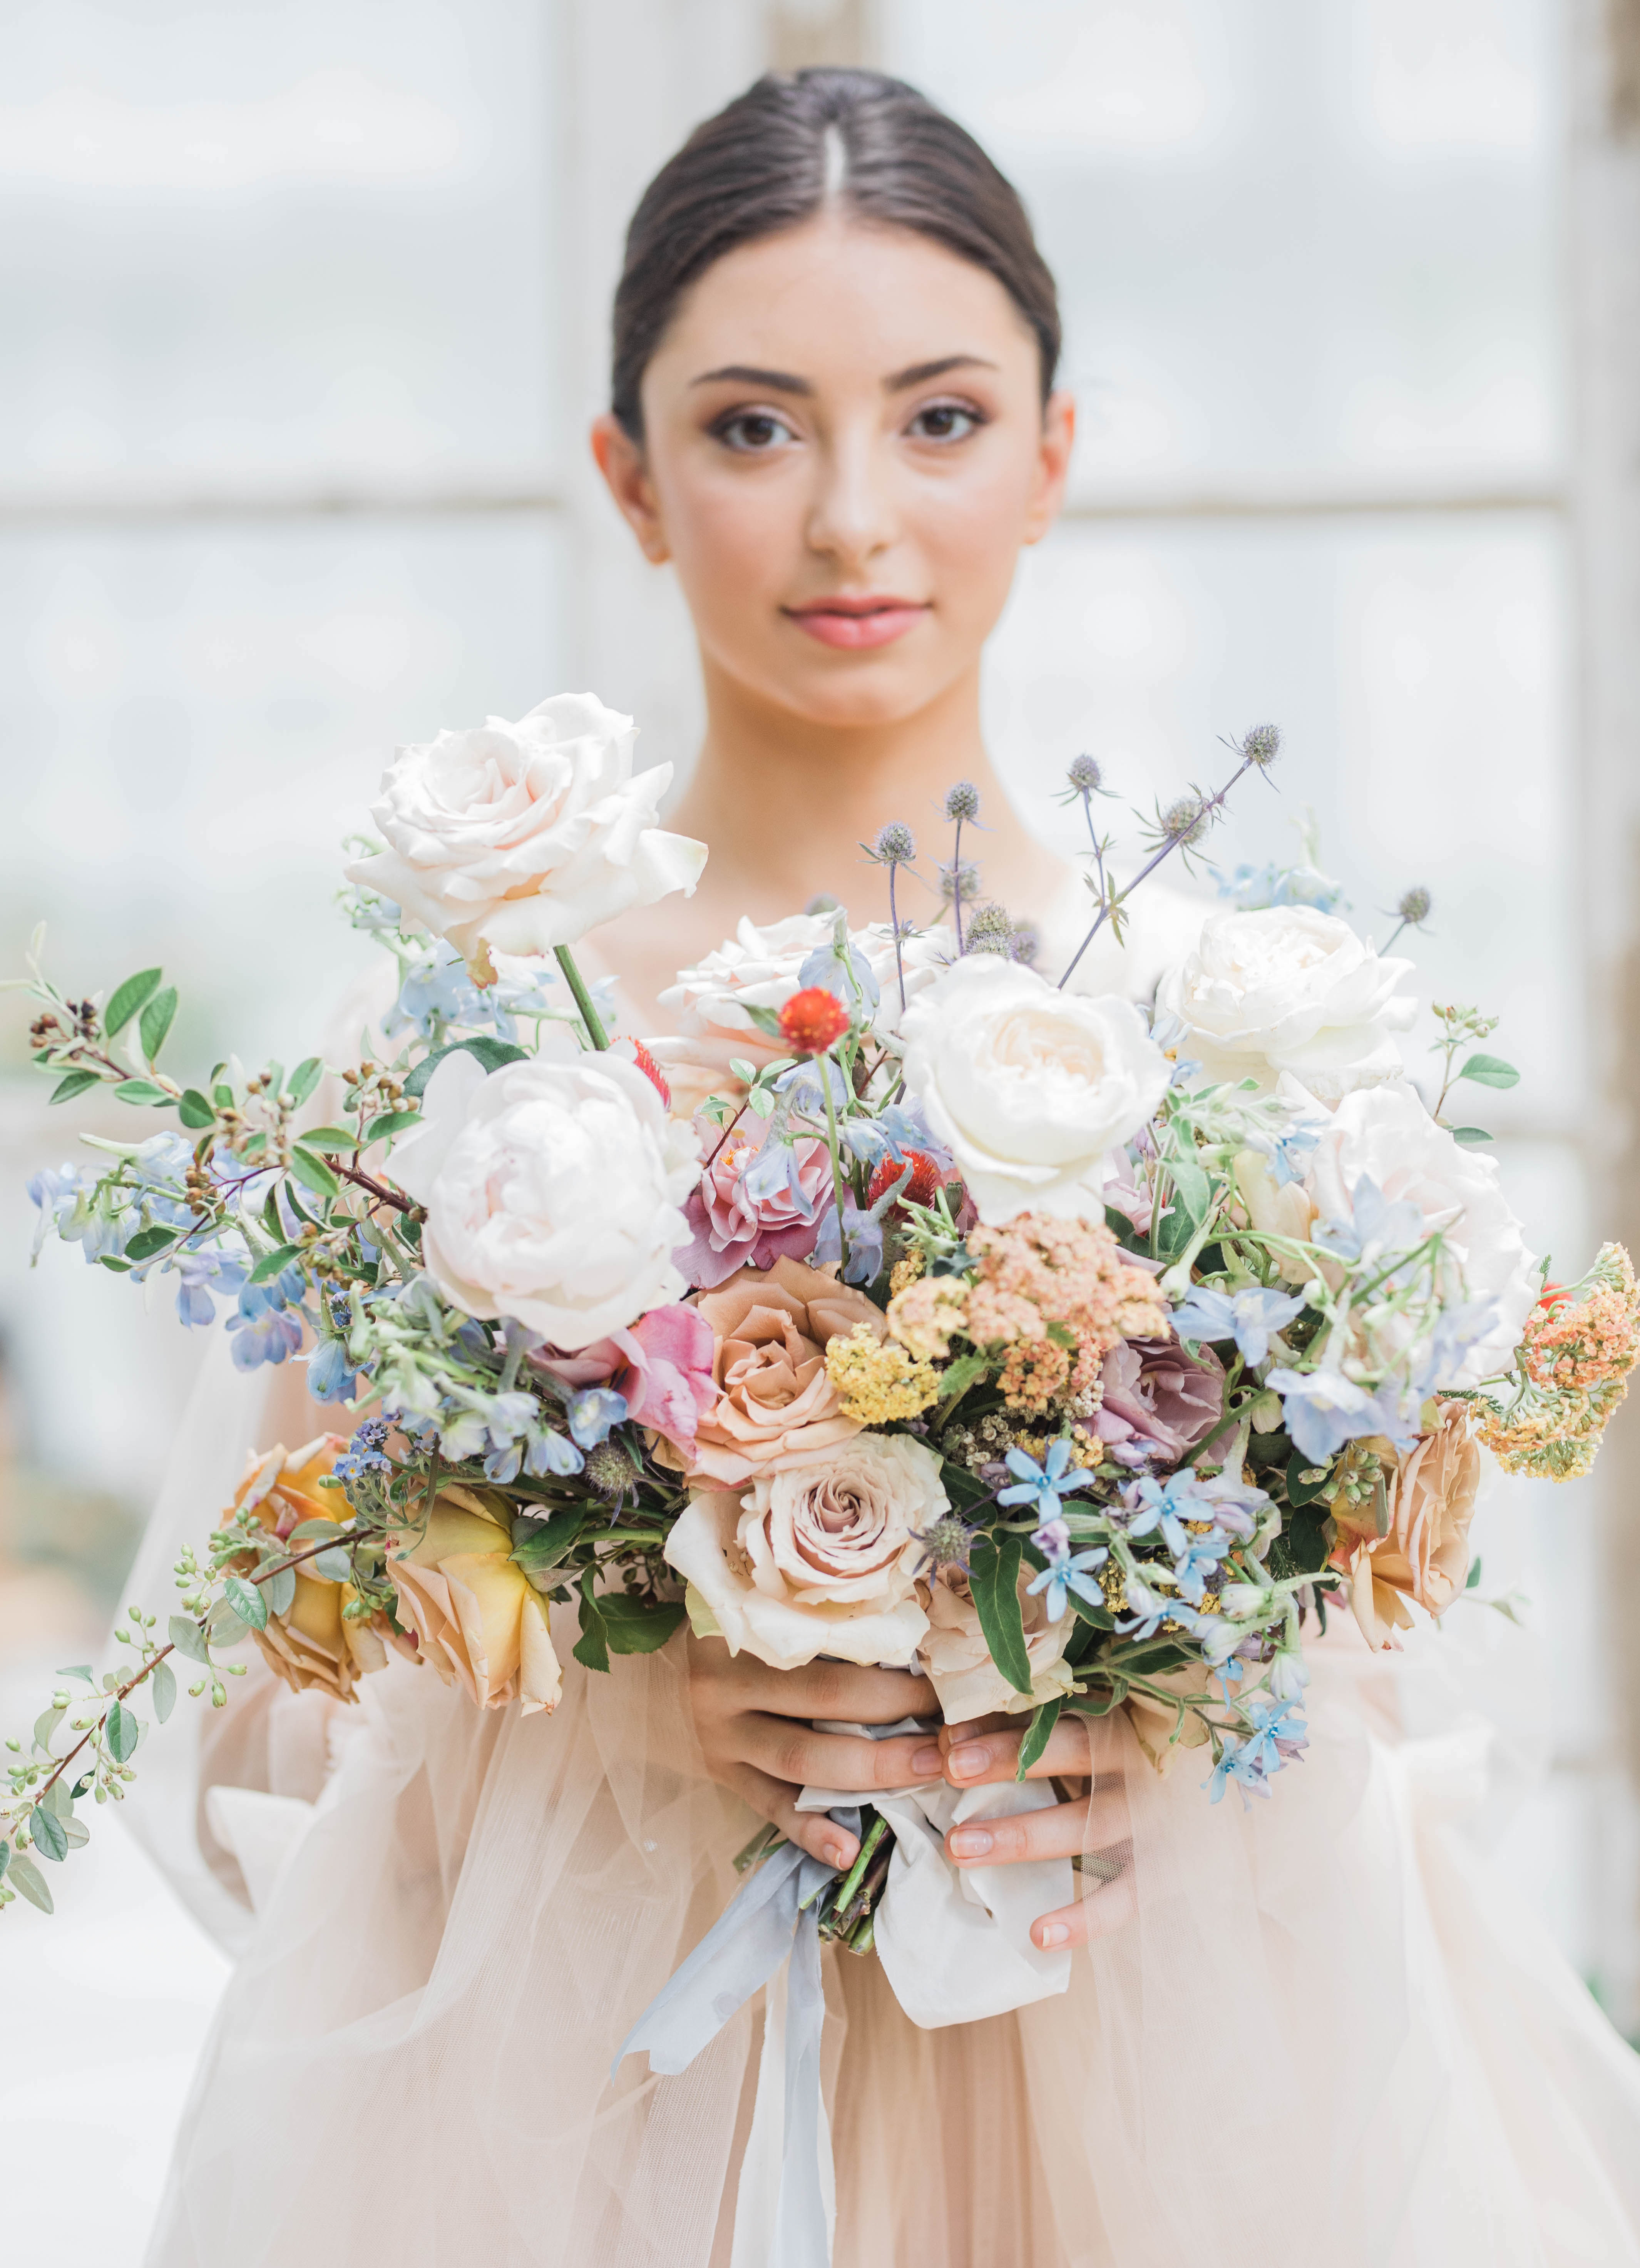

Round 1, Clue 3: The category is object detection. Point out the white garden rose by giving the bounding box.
[345,692,706,972]
[1157,906,1415,1103]
[388,1040,698,1349]
[897,956,1169,1225]
[1306,1080,1538,1386]
[664,1432,945,1670]
[649,913,951,1117]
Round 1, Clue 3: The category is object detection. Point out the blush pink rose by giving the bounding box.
[675,1122,833,1292]
[1094,1334,1226,1461]
[534,1302,717,1452]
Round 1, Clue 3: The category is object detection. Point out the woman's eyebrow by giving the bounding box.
[884,354,997,391]
[690,364,813,394]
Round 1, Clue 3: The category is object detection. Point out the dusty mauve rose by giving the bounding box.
[344,692,705,973]
[388,1041,698,1350]
[231,1437,407,1703]
[1332,1403,1480,1651]
[387,1484,561,1713]
[1094,1335,1226,1461]
[674,1121,832,1290]
[664,1433,944,1670]
[916,1564,1075,1722]
[661,1256,888,1484]
[533,1304,716,1454]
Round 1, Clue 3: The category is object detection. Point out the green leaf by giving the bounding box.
[105,967,164,1038]
[262,1564,297,1619]
[402,1035,528,1100]
[1265,1503,1335,1582]
[97,1254,133,1272]
[1015,1695,1063,1780]
[572,1570,610,1674]
[1458,1053,1519,1090]
[138,984,178,1063]
[599,1596,687,1655]
[288,1056,324,1107]
[363,1109,422,1145]
[510,1508,587,1576]
[312,1544,353,1581]
[1451,1126,1494,1146]
[169,1614,212,1666]
[289,1147,340,1200]
[969,1533,1032,1696]
[936,1350,989,1403]
[1067,1590,1116,1632]
[173,1087,213,1130]
[297,1124,359,1152]
[208,1603,249,1646]
[248,1243,303,1285]
[1466,1554,1483,1591]
[105,1698,138,1764]
[30,1806,68,1863]
[32,1705,64,1756]
[57,1664,94,1685]
[286,1518,345,1544]
[151,1660,177,1723]
[8,1850,53,1913]
[223,1575,269,1631]
[115,1079,169,1106]
[1155,1154,1212,1262]
[49,1068,101,1105]
[1284,1456,1336,1509]
[123,1224,176,1264]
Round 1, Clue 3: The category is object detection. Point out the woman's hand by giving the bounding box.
[936,1713,1135,1952]
[686,1633,940,1873]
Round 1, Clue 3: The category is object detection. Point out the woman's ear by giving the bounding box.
[1022,388,1076,547]
[589,414,671,563]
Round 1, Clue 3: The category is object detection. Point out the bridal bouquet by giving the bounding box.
[4,692,1634,1935]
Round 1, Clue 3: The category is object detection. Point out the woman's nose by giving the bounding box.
[805,431,899,574]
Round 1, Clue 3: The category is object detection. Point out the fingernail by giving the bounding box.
[948,1742,989,1781]
[949,1827,993,1860]
[1037,1922,1069,1948]
[823,1841,855,1870]
[910,1743,944,1776]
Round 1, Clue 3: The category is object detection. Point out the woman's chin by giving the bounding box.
[730,646,969,733]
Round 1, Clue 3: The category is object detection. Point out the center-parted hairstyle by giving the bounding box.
[611,67,1062,440]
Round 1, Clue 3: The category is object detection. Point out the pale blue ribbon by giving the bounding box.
[611,1809,860,2268]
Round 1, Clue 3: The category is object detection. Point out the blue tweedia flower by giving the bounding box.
[1267,1366,1419,1464]
[1025,1528,1109,1623]
[567,1386,628,1450]
[1313,1175,1429,1279]
[997,1439,1096,1521]
[1118,1469,1267,1556]
[1167,1283,1307,1367]
[1205,1696,1309,1806]
[1267,1126,1319,1190]
[1114,1569,1215,1644]
[334,1417,393,1483]
[1145,1008,1203,1088]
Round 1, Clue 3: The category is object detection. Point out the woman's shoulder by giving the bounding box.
[1032,871,1210,1004]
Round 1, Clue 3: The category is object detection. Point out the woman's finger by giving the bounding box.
[1029,1859,1138,1951]
[690,1640,936,1726]
[726,1763,860,1873]
[942,1783,1128,1871]
[736,1713,937,1795]
[939,1715,1094,1786]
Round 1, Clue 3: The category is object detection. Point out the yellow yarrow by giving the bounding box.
[826,1322,940,1423]
[889,1250,926,1297]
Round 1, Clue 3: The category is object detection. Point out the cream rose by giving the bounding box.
[387,1484,561,1712]
[1332,1404,1480,1651]
[649,912,951,1116]
[916,1564,1075,1722]
[345,692,706,971]
[389,1041,698,1350]
[1307,1080,1537,1386]
[898,956,1169,1225]
[1158,906,1415,1103]
[664,1433,945,1670]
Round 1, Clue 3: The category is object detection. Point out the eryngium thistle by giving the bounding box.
[963,901,1016,954]
[1397,885,1432,927]
[1009,919,1041,968]
[943,780,981,822]
[868,821,916,865]
[911,1512,978,1574]
[1240,723,1282,766]
[1066,752,1103,793]
[583,1441,634,1499]
[1161,794,1210,846]
[939,857,981,904]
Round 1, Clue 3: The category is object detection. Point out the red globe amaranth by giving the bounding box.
[630,1039,671,1110]
[778,986,850,1056]
[868,1148,945,1212]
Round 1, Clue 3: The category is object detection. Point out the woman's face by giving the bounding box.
[592,216,1074,730]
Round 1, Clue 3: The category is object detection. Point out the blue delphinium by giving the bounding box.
[1266,1365,1419,1464]
[1312,1174,1429,1280]
[226,1266,307,1370]
[1167,1283,1307,1367]
[567,1386,628,1450]
[171,1245,249,1328]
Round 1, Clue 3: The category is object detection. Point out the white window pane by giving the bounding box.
[0,1,558,488]
[883,0,1562,492]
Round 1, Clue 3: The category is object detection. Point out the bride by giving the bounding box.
[131,66,1640,2268]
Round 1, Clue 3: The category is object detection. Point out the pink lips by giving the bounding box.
[784,597,930,650]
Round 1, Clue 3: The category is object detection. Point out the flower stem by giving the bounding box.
[1058,752,1256,991]
[888,866,907,1013]
[952,817,965,954]
[820,1055,852,1276]
[554,944,609,1051]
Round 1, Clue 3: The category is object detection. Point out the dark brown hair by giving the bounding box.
[611,67,1061,440]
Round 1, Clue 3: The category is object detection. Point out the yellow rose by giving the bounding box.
[387,1484,562,1714]
[234,1437,402,1705]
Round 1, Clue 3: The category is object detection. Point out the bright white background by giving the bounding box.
[0,2,1628,2258]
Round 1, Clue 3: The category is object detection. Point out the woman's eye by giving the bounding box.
[714,409,797,453]
[906,401,983,443]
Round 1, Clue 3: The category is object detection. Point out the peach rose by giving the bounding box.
[665,1432,943,1670]
[663,1256,889,1485]
[233,1437,403,1705]
[1332,1402,1480,1651]
[916,1564,1076,1722]
[387,1483,561,1713]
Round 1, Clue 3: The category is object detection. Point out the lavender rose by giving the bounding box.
[1093,1334,1226,1463]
